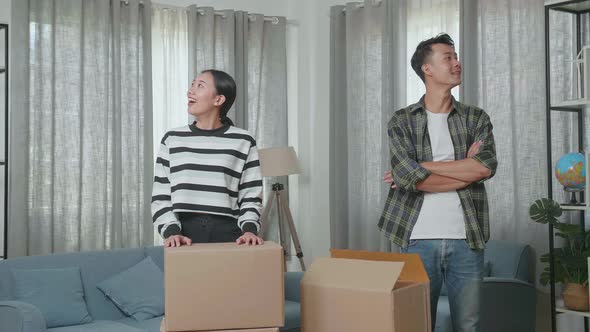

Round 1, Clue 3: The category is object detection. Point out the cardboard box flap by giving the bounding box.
[330,249,429,283]
[302,257,404,292]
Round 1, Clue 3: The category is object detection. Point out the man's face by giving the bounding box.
[422,43,461,88]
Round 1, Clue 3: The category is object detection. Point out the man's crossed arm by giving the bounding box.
[385,141,490,193]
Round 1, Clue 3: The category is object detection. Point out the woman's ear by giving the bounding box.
[215,95,226,106]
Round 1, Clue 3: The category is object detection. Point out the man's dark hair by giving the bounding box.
[410,33,455,83]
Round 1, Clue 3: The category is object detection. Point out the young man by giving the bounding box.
[379,33,497,331]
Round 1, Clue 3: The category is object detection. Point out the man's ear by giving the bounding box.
[421,63,431,78]
[215,95,226,106]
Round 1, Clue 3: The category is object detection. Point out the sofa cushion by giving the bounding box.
[0,247,146,321]
[97,257,164,321]
[284,300,301,331]
[118,316,163,332]
[484,240,532,282]
[144,246,164,271]
[11,267,92,328]
[48,320,145,332]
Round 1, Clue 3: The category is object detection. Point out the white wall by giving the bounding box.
[0,0,10,24]
[155,0,342,269]
[288,0,343,268]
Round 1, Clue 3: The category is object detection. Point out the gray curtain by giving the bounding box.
[9,0,153,256]
[463,0,584,270]
[462,0,550,252]
[462,0,589,330]
[187,6,287,135]
[329,0,460,251]
[330,0,393,252]
[186,6,289,246]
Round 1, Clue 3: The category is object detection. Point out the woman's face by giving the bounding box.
[187,72,223,117]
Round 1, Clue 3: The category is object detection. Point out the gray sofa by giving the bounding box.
[0,246,302,332]
[435,240,536,332]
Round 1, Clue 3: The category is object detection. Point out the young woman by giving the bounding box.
[152,69,264,247]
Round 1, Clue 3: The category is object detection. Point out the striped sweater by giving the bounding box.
[152,122,263,238]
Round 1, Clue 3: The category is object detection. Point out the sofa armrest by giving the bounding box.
[285,271,304,302]
[481,277,536,332]
[0,301,46,332]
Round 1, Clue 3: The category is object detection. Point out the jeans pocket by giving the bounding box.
[401,239,419,252]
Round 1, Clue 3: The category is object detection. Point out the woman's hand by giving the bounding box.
[164,235,192,247]
[236,232,264,245]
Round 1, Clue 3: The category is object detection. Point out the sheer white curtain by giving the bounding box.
[151,5,188,245]
[406,0,460,103]
[152,6,189,163]
[10,0,153,256]
[329,0,460,251]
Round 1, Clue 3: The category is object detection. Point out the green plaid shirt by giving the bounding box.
[378,97,497,250]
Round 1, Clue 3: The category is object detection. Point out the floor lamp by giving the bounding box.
[258,147,306,271]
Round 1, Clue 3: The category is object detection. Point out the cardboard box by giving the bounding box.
[301,257,430,332]
[160,319,279,332]
[330,249,429,284]
[164,242,284,332]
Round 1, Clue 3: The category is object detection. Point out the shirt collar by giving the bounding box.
[409,95,465,117]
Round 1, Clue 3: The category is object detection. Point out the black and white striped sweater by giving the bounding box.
[151,123,263,238]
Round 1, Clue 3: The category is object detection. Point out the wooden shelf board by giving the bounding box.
[551,99,590,109]
[546,0,590,13]
[556,306,590,318]
[560,204,590,211]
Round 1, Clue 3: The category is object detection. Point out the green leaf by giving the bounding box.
[554,223,582,235]
[530,198,590,285]
[530,198,562,225]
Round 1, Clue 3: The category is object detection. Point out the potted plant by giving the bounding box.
[530,198,590,311]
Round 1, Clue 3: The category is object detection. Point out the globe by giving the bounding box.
[555,152,586,190]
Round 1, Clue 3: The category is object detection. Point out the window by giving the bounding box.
[406,0,460,104]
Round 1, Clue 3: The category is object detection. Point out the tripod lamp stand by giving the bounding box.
[258,146,306,271]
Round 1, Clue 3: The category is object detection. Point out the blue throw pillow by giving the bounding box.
[96,256,164,320]
[11,267,92,328]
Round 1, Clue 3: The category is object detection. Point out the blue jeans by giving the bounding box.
[401,239,483,332]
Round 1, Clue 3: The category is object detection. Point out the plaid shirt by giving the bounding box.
[378,97,497,250]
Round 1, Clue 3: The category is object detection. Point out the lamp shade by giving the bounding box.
[258,146,300,177]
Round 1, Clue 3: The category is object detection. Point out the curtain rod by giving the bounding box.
[342,0,383,12]
[197,9,281,24]
[146,3,290,25]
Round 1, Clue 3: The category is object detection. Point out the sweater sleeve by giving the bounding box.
[151,136,181,239]
[237,143,263,235]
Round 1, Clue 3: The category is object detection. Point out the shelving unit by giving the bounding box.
[545,1,590,331]
[0,24,7,260]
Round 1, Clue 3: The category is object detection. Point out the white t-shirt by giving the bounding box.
[410,110,466,240]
